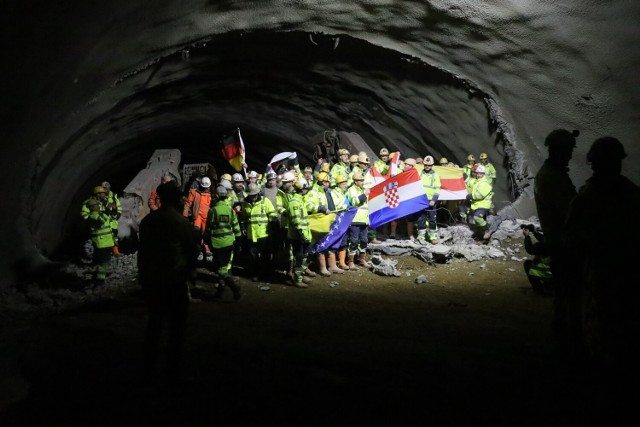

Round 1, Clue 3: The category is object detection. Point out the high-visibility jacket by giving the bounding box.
[348,165,364,187]
[276,189,290,229]
[81,197,102,220]
[347,184,369,225]
[463,163,475,178]
[148,189,161,211]
[482,162,497,184]
[103,191,122,231]
[206,200,241,249]
[470,176,494,210]
[330,187,349,211]
[330,162,350,186]
[529,257,553,279]
[420,169,441,201]
[372,159,389,178]
[239,196,276,242]
[305,183,330,214]
[87,211,115,249]
[465,175,477,193]
[287,193,311,242]
[183,188,212,230]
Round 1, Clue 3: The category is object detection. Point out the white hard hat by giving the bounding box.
[247,183,261,196]
[266,171,277,180]
[201,177,212,188]
[221,180,233,190]
[295,177,309,190]
[281,172,295,183]
[248,170,258,179]
[475,165,486,174]
[216,185,227,197]
[232,173,244,183]
[424,156,435,166]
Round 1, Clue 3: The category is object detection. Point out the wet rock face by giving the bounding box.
[1,1,638,282]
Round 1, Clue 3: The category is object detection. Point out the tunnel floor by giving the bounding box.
[0,255,624,425]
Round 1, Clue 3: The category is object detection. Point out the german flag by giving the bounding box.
[220,128,245,172]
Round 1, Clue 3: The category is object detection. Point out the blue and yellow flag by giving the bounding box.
[309,207,357,254]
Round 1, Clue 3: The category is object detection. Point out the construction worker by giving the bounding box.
[205,185,242,300]
[346,172,370,269]
[183,176,213,259]
[349,154,359,175]
[275,172,295,274]
[138,181,199,384]
[330,174,350,271]
[85,196,115,286]
[287,177,314,288]
[220,173,233,188]
[81,185,107,220]
[463,154,476,178]
[230,173,246,206]
[415,157,424,174]
[402,158,420,240]
[417,156,441,244]
[247,170,259,186]
[101,181,123,256]
[305,171,333,276]
[459,164,479,222]
[303,166,315,188]
[479,153,497,184]
[466,164,494,240]
[330,148,351,186]
[373,148,390,177]
[148,174,175,211]
[439,157,448,166]
[238,183,277,282]
[522,224,553,295]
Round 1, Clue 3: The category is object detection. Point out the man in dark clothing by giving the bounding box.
[138,181,199,384]
[534,129,580,359]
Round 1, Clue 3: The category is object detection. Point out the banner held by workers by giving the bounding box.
[309,207,357,254]
[220,128,246,172]
[433,165,468,200]
[368,168,430,229]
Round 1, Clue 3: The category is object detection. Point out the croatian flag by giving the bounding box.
[368,168,430,229]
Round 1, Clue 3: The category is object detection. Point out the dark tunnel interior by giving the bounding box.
[37,30,509,261]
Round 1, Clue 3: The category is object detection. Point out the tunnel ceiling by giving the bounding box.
[1,0,638,280]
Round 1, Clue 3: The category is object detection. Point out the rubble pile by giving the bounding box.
[369,215,538,264]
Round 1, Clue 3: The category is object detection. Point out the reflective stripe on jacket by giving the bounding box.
[347,185,369,225]
[287,193,311,241]
[206,200,241,249]
[240,197,276,242]
[470,177,493,210]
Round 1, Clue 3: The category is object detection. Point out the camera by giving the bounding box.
[520,224,535,232]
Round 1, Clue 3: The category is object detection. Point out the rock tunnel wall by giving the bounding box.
[1,1,638,283]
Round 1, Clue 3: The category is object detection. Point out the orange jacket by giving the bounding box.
[148,189,161,211]
[182,188,212,230]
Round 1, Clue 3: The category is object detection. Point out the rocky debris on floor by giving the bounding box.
[369,216,539,263]
[414,275,428,284]
[370,254,402,277]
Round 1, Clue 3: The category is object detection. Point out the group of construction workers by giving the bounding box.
[80,181,122,285]
[80,147,496,289]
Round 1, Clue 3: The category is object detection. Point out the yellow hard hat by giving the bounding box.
[321,163,330,172]
[467,154,476,162]
[349,154,359,163]
[338,148,350,156]
[352,172,365,181]
[439,157,448,165]
[358,152,369,164]
[304,166,313,173]
[317,172,331,183]
[93,186,107,194]
[479,153,488,160]
[221,173,232,181]
[335,175,348,184]
[379,148,389,156]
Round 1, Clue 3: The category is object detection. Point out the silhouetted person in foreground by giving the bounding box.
[564,137,640,377]
[138,181,199,385]
[534,129,580,358]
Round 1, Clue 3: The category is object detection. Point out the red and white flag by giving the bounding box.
[433,165,468,200]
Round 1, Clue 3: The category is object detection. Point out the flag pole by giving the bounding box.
[237,127,248,179]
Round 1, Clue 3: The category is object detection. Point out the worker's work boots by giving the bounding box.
[347,254,359,270]
[327,253,344,274]
[338,250,350,271]
[358,253,368,267]
[317,254,331,276]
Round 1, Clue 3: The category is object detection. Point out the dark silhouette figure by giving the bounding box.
[138,182,199,384]
[534,129,580,356]
[564,137,640,372]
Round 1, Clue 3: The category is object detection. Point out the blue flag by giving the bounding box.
[309,207,358,255]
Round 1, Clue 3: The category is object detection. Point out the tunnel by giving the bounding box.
[1,1,638,281]
[1,2,639,424]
